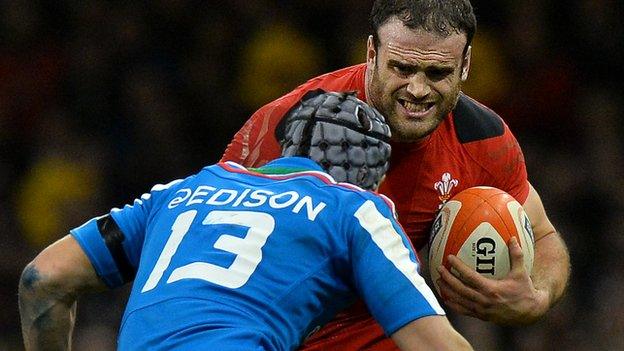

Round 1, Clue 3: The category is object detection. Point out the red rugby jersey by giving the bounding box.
[221,63,530,350]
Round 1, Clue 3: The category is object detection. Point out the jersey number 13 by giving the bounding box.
[141,209,275,292]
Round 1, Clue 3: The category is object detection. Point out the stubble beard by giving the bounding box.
[368,68,462,143]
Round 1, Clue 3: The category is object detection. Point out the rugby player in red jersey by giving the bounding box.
[221,1,571,349]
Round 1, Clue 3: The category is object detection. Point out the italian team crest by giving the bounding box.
[434,172,459,205]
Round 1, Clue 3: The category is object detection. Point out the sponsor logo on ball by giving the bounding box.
[474,237,496,275]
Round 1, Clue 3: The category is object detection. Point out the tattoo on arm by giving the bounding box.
[21,265,41,291]
[19,264,77,351]
[19,234,111,350]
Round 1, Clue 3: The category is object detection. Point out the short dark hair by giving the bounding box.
[370,0,476,54]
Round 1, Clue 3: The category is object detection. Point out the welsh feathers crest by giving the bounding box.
[434,172,459,203]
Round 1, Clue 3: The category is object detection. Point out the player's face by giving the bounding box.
[366,18,471,142]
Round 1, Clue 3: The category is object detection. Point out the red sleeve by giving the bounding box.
[495,124,530,204]
[220,64,367,167]
[470,123,530,204]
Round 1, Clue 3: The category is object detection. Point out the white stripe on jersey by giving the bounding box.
[112,179,184,212]
[354,200,444,314]
[152,179,184,192]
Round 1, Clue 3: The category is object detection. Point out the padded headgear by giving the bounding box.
[277,89,392,190]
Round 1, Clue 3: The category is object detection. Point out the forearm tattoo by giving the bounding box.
[19,265,76,351]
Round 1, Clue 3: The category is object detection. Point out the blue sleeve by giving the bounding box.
[71,179,182,288]
[109,193,157,268]
[349,197,445,335]
[71,216,125,287]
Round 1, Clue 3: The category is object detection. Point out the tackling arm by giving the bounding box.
[19,235,107,351]
[351,197,474,350]
[391,316,473,351]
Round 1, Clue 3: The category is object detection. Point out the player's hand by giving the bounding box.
[436,237,550,325]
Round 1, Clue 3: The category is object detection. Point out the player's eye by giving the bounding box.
[392,64,414,76]
[427,68,453,81]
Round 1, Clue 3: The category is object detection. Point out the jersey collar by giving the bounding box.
[252,156,324,175]
[219,157,368,191]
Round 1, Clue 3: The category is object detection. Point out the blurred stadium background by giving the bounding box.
[1,1,622,350]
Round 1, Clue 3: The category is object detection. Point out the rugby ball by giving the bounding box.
[428,186,535,293]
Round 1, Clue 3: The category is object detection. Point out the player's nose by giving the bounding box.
[406,72,431,99]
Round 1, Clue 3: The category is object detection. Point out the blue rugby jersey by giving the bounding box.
[71,156,444,351]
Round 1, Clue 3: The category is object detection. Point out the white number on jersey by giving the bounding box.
[141,210,275,292]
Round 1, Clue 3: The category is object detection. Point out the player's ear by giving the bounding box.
[460,46,471,82]
[366,35,377,67]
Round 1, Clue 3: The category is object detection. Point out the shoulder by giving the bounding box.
[446,94,524,163]
[329,185,398,222]
[445,95,529,200]
[445,94,525,169]
[236,63,366,127]
[452,93,505,144]
[221,65,366,166]
[285,174,394,212]
[303,63,367,88]
[285,64,367,104]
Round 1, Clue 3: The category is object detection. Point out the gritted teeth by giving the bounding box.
[399,99,434,113]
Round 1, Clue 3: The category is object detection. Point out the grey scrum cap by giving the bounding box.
[277,89,392,190]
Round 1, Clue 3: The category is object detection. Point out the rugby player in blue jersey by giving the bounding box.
[19,91,472,351]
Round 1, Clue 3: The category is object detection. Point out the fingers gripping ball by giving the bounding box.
[279,90,392,190]
[428,186,535,293]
